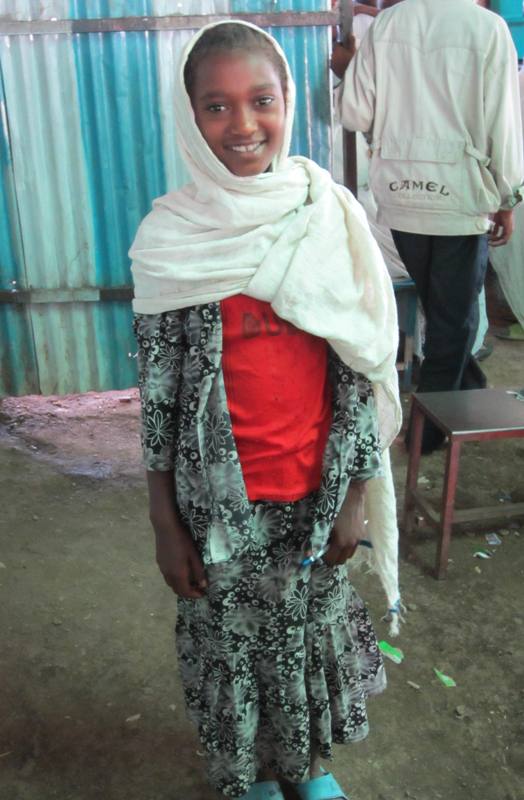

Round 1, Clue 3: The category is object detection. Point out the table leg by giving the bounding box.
[435,438,461,579]
[403,402,424,535]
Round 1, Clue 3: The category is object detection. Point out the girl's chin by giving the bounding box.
[228,164,272,177]
[221,149,274,177]
[229,165,271,177]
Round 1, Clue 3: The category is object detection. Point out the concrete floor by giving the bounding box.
[0,334,523,800]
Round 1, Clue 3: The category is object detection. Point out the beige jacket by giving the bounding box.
[339,0,524,235]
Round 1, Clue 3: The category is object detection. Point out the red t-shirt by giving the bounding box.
[221,295,332,502]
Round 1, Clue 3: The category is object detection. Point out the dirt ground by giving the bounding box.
[1,335,523,800]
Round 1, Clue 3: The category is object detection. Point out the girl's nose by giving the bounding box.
[230,105,257,134]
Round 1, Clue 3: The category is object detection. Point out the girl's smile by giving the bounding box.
[191,51,286,177]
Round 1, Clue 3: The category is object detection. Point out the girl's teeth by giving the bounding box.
[230,143,262,153]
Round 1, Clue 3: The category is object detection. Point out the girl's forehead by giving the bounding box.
[190,48,284,94]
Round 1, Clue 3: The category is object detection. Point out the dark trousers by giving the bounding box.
[391,230,488,450]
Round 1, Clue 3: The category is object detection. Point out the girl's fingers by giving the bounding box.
[164,564,206,599]
[189,551,208,590]
[158,537,207,598]
[173,579,206,599]
[324,543,358,566]
[343,542,359,561]
[323,544,341,566]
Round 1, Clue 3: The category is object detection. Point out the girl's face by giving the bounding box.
[191,49,286,177]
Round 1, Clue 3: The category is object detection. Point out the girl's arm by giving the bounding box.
[135,312,207,599]
[147,470,208,599]
[324,364,382,566]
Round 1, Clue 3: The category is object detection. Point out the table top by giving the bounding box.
[413,388,524,435]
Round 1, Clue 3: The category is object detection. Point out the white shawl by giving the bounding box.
[130,21,404,632]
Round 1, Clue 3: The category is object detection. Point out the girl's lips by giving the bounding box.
[226,141,266,153]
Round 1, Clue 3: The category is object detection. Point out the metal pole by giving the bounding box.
[340,1,358,197]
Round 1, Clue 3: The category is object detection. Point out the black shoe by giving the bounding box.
[420,436,447,455]
[474,343,493,362]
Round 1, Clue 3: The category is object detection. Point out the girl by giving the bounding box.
[130,20,401,800]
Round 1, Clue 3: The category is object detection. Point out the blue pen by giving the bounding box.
[300,547,327,568]
[301,539,373,568]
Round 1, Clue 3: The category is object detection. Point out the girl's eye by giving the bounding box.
[206,103,227,113]
[257,96,275,107]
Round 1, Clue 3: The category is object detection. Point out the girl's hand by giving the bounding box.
[323,524,360,566]
[155,525,208,599]
[323,480,367,566]
[146,470,207,599]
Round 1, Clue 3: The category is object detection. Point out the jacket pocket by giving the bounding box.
[463,144,500,214]
[369,137,482,215]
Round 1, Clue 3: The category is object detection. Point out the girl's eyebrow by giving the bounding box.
[198,82,279,101]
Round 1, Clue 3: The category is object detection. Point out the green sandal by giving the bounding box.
[495,323,524,341]
[289,768,348,800]
[239,781,285,800]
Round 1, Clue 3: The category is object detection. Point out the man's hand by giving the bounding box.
[489,209,514,247]
[155,524,208,599]
[323,481,367,566]
[331,35,357,80]
[353,3,380,16]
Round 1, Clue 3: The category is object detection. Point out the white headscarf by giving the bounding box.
[130,21,403,630]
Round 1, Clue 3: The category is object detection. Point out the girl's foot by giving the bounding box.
[237,780,285,799]
[286,768,348,800]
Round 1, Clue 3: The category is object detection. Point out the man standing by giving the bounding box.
[333,0,524,452]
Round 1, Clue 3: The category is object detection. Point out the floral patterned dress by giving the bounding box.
[134,303,386,798]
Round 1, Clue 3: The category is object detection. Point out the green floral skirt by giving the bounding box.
[176,493,386,797]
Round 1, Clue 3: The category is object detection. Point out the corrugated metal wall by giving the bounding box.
[0,1,333,395]
[0,64,39,395]
[491,0,524,57]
